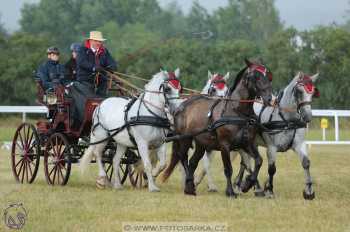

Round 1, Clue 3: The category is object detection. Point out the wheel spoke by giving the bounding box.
[17,160,24,178]
[120,165,125,173]
[58,165,65,184]
[106,164,112,173]
[57,142,63,157]
[139,173,143,188]
[59,162,67,171]
[57,166,60,184]
[135,172,139,184]
[16,141,24,151]
[25,160,29,182]
[15,158,24,168]
[52,165,58,184]
[18,131,25,151]
[49,165,56,177]
[26,125,31,145]
[20,161,26,183]
[110,167,114,180]
[27,160,33,178]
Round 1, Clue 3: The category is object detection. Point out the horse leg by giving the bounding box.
[136,141,159,192]
[220,144,237,198]
[179,163,187,189]
[241,145,263,193]
[232,151,245,193]
[175,139,193,195]
[263,146,277,198]
[294,142,315,200]
[95,142,109,189]
[112,144,127,189]
[194,151,218,192]
[185,143,206,195]
[152,143,167,178]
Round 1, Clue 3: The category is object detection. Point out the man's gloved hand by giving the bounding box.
[52,79,60,88]
[46,88,54,94]
[95,66,104,73]
[105,66,115,72]
[65,82,74,88]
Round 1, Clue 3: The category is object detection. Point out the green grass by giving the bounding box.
[1,145,350,232]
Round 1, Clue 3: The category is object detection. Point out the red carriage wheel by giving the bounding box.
[103,162,129,184]
[11,123,41,183]
[128,161,147,188]
[44,133,72,185]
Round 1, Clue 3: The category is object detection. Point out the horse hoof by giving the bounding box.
[226,191,238,198]
[113,184,123,190]
[264,190,275,199]
[207,184,218,192]
[208,188,218,193]
[184,190,197,196]
[184,182,196,195]
[96,176,107,189]
[254,190,265,198]
[241,180,254,193]
[303,190,315,200]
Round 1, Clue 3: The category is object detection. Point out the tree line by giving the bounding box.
[0,0,350,109]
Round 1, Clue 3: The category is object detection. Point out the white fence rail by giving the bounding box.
[0,106,47,122]
[0,106,349,145]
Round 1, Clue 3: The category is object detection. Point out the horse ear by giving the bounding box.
[223,72,230,81]
[292,72,302,83]
[245,58,253,67]
[208,70,213,80]
[174,68,180,79]
[311,73,319,83]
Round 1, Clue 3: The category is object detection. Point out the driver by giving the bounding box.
[69,31,117,128]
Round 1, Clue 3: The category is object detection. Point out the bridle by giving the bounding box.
[141,73,181,117]
[208,75,227,96]
[245,64,273,99]
[293,77,319,112]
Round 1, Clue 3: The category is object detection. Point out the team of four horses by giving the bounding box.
[11,58,320,200]
[79,58,320,200]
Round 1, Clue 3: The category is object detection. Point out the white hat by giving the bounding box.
[88,31,106,41]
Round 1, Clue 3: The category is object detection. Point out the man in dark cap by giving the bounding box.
[36,47,66,91]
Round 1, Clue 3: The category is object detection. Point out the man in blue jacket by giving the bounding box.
[76,31,117,97]
[36,47,66,91]
[70,31,117,128]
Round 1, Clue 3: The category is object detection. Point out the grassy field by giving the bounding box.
[1,143,350,232]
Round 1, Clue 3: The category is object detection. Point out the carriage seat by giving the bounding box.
[83,98,104,124]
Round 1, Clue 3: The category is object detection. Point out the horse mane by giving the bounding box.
[228,67,248,95]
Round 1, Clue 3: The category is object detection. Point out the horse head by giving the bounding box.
[145,68,182,111]
[292,72,320,123]
[240,59,273,106]
[204,71,230,97]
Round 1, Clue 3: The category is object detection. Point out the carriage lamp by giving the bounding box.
[46,92,58,105]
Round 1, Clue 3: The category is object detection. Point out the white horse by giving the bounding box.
[196,72,320,199]
[80,69,182,192]
[202,71,229,97]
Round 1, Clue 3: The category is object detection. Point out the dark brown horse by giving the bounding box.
[162,59,273,197]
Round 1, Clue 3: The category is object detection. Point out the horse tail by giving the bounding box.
[80,145,95,174]
[161,142,180,182]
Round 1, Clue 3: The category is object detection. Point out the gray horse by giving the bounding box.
[195,72,320,200]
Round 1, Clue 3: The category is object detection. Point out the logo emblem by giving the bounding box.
[3,203,27,230]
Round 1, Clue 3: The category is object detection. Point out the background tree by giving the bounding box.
[0,0,349,108]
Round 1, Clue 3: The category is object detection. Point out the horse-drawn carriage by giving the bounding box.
[10,79,146,187]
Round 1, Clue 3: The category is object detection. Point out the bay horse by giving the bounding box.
[162,59,273,197]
